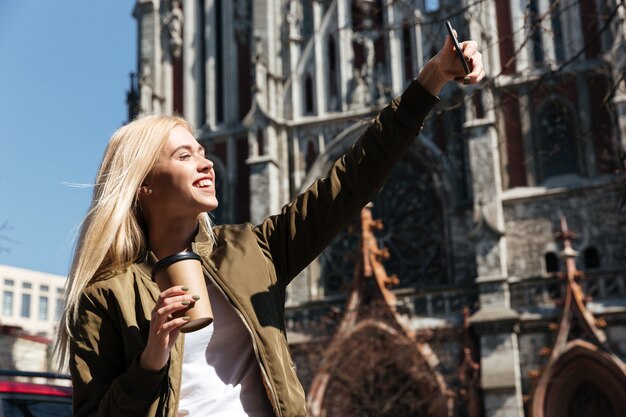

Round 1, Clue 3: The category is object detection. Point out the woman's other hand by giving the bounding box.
[417,29,485,96]
[139,286,197,371]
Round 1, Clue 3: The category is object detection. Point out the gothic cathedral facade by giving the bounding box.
[128,1,626,416]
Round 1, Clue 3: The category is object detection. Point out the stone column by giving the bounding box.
[182,0,199,126]
[203,0,217,128]
[287,0,302,118]
[464,12,524,409]
[313,0,324,115]
[134,0,162,115]
[337,0,353,112]
[246,129,280,224]
[384,0,403,95]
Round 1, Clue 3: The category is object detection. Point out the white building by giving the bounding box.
[0,264,65,339]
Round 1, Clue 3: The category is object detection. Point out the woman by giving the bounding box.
[57,33,484,417]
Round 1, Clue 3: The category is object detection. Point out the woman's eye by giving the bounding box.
[179,154,191,160]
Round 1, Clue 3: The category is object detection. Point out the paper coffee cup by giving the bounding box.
[151,251,213,333]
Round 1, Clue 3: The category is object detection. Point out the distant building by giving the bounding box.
[0,264,65,339]
[128,1,626,416]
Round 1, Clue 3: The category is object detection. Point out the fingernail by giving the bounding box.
[181,301,190,306]
[192,295,200,301]
[182,316,190,321]
[463,76,471,85]
[181,286,189,291]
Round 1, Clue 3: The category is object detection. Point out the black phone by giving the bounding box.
[445,21,471,75]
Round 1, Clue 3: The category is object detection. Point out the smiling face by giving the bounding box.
[141,125,218,223]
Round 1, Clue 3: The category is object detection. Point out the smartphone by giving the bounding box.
[445,21,471,75]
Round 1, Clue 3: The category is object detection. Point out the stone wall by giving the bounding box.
[503,183,626,278]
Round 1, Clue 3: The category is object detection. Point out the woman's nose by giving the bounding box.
[199,156,213,171]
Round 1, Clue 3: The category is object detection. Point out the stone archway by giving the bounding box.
[532,341,626,417]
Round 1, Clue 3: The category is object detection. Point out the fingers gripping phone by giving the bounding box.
[445,21,471,75]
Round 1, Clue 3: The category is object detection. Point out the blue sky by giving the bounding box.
[0,2,136,276]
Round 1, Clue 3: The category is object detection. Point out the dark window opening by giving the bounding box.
[551,4,565,63]
[472,90,485,119]
[434,113,446,152]
[256,128,265,156]
[302,1,314,40]
[305,140,317,173]
[545,252,560,273]
[351,0,383,32]
[352,41,365,70]
[583,247,600,269]
[327,36,338,103]
[401,22,414,81]
[535,98,578,183]
[529,0,544,65]
[304,74,315,114]
[215,0,224,123]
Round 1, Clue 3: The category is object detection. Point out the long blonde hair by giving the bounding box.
[55,114,214,367]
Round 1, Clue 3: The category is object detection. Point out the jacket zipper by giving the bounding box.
[201,264,283,417]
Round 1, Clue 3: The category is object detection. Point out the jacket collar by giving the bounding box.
[137,219,214,279]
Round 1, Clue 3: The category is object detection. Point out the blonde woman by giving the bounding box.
[57,34,484,417]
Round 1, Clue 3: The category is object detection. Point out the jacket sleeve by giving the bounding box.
[69,290,167,417]
[253,80,439,287]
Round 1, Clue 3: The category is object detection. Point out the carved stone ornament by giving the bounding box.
[163,0,183,58]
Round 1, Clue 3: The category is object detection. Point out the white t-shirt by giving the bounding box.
[177,281,275,417]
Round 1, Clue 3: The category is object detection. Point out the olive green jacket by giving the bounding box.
[69,80,439,417]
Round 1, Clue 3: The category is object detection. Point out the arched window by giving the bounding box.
[545,252,560,273]
[534,97,579,183]
[583,247,600,269]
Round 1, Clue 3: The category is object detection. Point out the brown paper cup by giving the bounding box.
[151,251,213,333]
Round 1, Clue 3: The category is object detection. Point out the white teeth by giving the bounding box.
[195,179,213,188]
